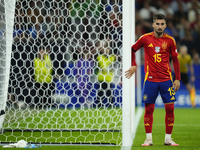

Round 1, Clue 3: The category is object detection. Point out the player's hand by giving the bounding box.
[125,66,137,79]
[173,80,180,92]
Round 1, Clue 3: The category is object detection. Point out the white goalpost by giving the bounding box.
[0,0,135,146]
[0,0,16,131]
[122,0,135,148]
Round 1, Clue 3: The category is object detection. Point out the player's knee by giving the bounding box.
[165,103,174,113]
[145,103,155,114]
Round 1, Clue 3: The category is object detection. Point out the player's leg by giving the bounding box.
[160,80,179,146]
[142,103,155,146]
[164,103,178,146]
[141,80,158,146]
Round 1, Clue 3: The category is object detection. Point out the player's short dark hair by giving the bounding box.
[153,14,166,23]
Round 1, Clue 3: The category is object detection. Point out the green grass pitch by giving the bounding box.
[132,108,200,150]
[1,108,200,150]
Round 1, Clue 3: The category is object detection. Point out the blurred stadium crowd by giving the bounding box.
[7,0,200,108]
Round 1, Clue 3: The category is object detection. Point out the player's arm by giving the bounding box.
[170,37,181,92]
[172,56,181,92]
[125,49,137,79]
[125,36,144,79]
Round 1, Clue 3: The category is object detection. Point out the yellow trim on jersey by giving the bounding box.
[144,62,149,82]
[164,34,176,46]
[138,32,153,40]
[167,63,173,82]
[145,32,153,36]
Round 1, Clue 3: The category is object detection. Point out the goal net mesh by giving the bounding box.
[0,0,123,145]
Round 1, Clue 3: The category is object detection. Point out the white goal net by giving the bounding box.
[0,0,126,146]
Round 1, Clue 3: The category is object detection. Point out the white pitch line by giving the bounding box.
[132,107,144,140]
[121,107,144,150]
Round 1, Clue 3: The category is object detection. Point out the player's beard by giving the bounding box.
[156,29,163,35]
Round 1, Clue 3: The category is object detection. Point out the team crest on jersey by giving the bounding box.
[162,41,167,50]
[155,47,160,53]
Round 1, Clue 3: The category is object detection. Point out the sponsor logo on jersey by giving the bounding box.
[155,47,160,53]
[168,123,174,126]
[170,96,175,100]
[144,123,150,126]
[148,43,153,47]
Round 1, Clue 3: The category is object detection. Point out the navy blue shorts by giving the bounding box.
[142,80,177,104]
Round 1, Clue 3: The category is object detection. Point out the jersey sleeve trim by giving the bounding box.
[164,34,176,46]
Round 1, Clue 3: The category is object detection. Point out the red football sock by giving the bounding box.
[165,103,175,134]
[144,103,155,133]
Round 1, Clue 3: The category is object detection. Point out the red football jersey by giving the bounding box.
[132,32,179,82]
